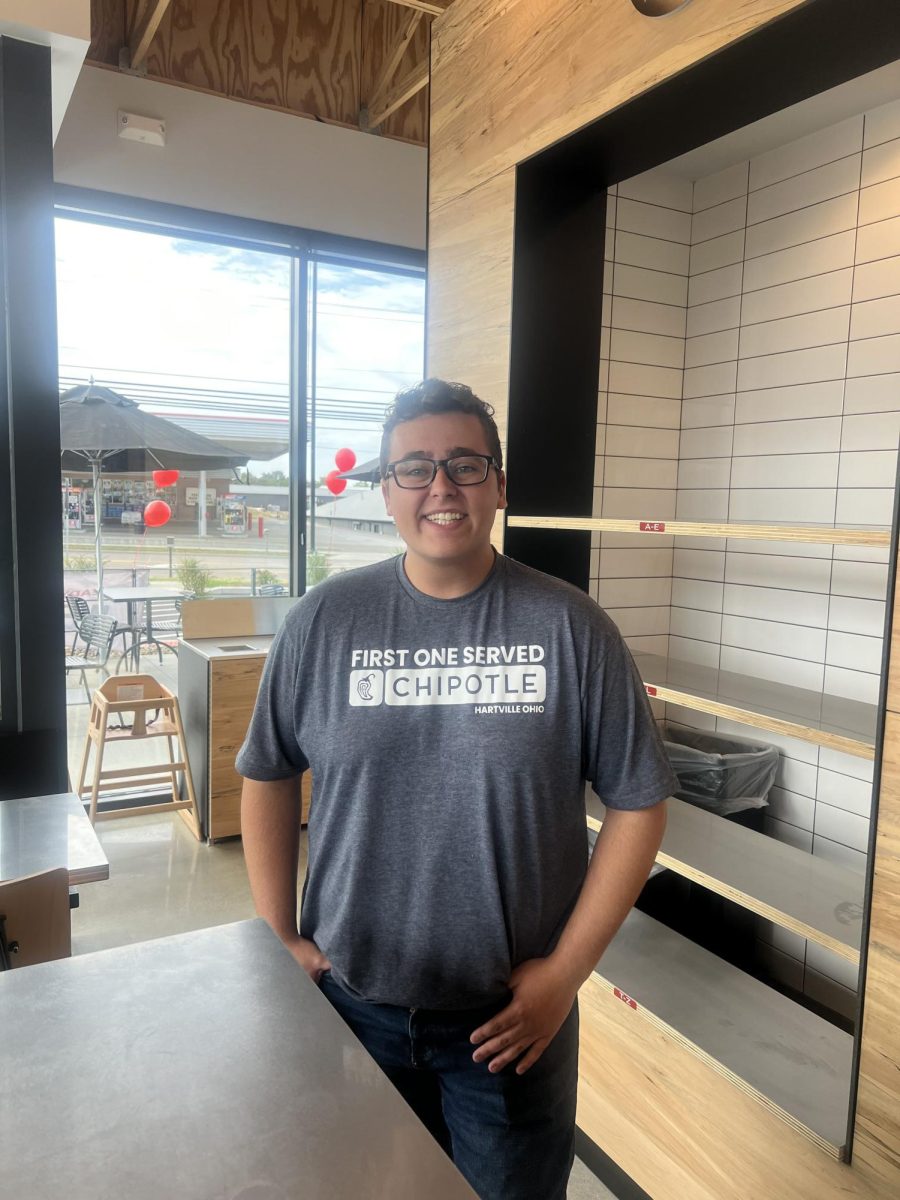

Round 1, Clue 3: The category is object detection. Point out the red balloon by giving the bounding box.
[144,499,172,527]
[152,469,180,488]
[334,447,356,473]
[325,470,347,496]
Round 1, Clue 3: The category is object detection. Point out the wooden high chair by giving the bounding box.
[76,674,201,838]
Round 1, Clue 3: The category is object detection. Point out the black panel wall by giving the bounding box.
[503,0,900,599]
[504,168,606,592]
[0,38,67,799]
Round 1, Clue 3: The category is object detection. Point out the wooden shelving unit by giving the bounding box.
[587,793,865,964]
[633,652,877,760]
[595,909,854,1158]
[517,504,881,1160]
[507,515,891,548]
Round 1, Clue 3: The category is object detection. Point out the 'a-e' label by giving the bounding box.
[639,520,666,533]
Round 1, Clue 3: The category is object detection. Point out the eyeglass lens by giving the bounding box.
[393,456,490,488]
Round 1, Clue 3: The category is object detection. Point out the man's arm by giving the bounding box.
[241,775,331,981]
[471,801,666,1073]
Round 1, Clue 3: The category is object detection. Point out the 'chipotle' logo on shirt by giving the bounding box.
[349,644,547,709]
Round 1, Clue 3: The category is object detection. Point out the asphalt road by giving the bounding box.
[63,517,404,580]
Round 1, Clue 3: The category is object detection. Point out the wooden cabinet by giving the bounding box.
[179,642,311,842]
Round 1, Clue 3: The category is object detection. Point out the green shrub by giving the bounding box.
[307,551,330,586]
[254,568,280,587]
[177,557,211,598]
[64,554,94,571]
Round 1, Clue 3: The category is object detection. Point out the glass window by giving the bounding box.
[307,258,425,585]
[54,204,424,801]
[56,217,293,602]
[56,217,292,790]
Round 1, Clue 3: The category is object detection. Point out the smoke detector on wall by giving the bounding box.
[118,111,166,146]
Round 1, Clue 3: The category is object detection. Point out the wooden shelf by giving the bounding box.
[634,652,877,760]
[507,515,891,547]
[587,794,865,964]
[595,908,854,1158]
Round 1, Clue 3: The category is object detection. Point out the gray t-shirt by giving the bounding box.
[237,553,675,1009]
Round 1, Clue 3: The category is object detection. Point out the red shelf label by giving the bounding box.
[646,685,658,697]
[639,520,666,533]
[614,987,638,1010]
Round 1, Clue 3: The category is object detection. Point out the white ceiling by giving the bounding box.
[659,58,900,180]
[0,6,90,142]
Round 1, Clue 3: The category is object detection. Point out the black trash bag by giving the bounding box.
[661,723,778,817]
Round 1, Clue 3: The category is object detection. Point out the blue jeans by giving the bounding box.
[319,972,578,1200]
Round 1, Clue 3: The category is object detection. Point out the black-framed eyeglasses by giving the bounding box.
[385,454,499,489]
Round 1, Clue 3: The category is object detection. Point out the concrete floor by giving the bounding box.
[73,812,619,1200]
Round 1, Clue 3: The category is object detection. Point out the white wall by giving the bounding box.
[594,92,900,1020]
[592,175,693,658]
[670,99,900,1018]
[54,66,427,249]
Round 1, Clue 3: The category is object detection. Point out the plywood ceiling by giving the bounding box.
[88,0,453,146]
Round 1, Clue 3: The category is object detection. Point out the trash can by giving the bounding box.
[661,723,779,828]
[636,725,780,972]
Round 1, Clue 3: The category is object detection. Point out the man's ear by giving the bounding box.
[381,478,392,516]
[496,470,507,512]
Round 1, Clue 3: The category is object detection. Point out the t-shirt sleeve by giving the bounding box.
[583,630,677,810]
[235,622,308,780]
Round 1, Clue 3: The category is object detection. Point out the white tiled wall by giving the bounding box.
[590,175,691,659]
[595,94,900,1018]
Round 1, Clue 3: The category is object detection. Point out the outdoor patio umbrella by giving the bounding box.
[59,382,250,605]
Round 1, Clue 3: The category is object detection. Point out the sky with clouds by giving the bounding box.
[55,218,425,481]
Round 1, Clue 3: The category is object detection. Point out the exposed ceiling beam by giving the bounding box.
[369,9,424,116]
[383,0,451,16]
[128,0,173,71]
[369,56,429,129]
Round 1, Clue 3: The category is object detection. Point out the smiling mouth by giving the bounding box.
[424,512,466,525]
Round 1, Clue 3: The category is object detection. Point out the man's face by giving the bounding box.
[381,412,507,573]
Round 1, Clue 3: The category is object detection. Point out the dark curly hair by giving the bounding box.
[379,379,503,477]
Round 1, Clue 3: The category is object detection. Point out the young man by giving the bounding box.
[237,379,674,1200]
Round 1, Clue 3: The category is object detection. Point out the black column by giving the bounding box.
[504,161,606,592]
[0,37,67,799]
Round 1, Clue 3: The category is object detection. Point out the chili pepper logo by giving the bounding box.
[356,674,375,701]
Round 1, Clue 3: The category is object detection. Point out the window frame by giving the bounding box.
[54,185,426,597]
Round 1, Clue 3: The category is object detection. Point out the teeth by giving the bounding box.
[425,513,464,525]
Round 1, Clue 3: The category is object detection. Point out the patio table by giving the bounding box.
[102,583,186,670]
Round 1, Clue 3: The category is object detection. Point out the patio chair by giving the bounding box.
[139,597,186,663]
[66,593,136,660]
[65,613,119,704]
[65,593,91,655]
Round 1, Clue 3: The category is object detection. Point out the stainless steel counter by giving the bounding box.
[0,920,477,1199]
[0,791,108,886]
[179,634,275,662]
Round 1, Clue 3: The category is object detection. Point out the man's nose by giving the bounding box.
[430,463,460,491]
